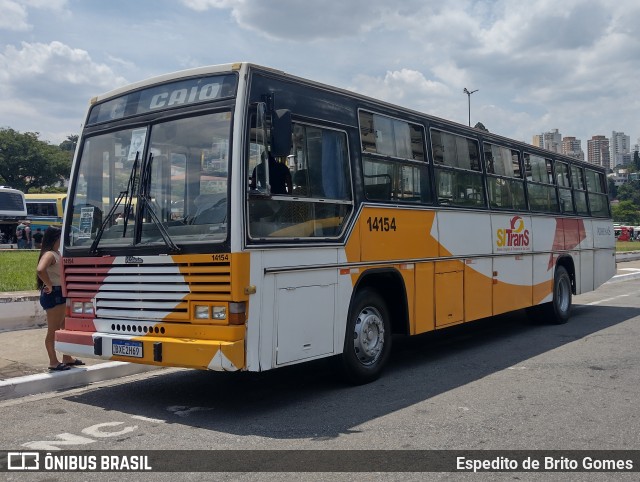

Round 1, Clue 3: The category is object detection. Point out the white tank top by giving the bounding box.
[46,251,62,286]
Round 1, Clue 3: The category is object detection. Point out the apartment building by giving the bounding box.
[610,131,631,167]
[587,135,611,169]
[561,136,585,161]
[532,129,562,153]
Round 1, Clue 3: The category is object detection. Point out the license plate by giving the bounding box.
[112,339,143,358]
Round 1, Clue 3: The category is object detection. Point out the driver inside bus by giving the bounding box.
[250,154,292,195]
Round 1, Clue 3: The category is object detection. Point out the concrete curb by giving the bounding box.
[0,362,160,401]
[608,251,640,283]
[606,272,640,284]
[616,251,640,262]
[0,292,45,332]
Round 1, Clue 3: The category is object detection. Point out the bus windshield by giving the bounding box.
[65,111,232,250]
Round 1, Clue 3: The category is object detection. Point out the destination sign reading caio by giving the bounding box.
[87,73,237,125]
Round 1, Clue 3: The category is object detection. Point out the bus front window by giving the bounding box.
[66,111,232,250]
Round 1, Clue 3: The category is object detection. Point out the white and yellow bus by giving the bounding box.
[25,193,67,232]
[57,63,615,383]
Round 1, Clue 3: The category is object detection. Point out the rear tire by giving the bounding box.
[340,288,391,384]
[543,265,572,324]
[525,266,572,324]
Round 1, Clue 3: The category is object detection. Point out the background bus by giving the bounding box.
[56,63,615,384]
[25,193,66,232]
[0,186,27,244]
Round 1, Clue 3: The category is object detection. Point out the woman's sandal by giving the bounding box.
[65,358,86,367]
[49,363,70,371]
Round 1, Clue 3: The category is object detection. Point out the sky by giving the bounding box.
[1,0,640,153]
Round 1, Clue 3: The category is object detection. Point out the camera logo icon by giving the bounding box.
[7,452,39,470]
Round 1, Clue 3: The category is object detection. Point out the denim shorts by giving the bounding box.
[40,286,66,310]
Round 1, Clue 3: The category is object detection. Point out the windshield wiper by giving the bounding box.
[89,153,140,254]
[138,153,180,253]
[121,154,139,239]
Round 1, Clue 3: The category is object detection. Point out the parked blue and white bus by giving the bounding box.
[0,186,27,244]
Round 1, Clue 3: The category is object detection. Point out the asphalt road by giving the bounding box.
[2,279,640,481]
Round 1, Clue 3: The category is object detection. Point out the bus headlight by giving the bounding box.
[194,305,210,319]
[71,301,94,315]
[192,303,236,322]
[212,306,226,320]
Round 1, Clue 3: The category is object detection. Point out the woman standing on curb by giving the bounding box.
[36,226,84,371]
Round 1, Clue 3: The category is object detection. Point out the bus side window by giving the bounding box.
[432,128,485,208]
[359,111,429,204]
[248,123,353,239]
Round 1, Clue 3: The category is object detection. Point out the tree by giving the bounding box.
[59,135,78,153]
[474,122,489,132]
[0,128,72,192]
[616,179,640,206]
[612,200,640,225]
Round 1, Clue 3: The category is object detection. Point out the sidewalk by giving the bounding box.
[0,327,159,400]
[1,256,640,401]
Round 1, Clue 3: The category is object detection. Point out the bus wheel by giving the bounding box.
[341,288,391,384]
[545,265,572,324]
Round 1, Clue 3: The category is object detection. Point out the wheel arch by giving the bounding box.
[556,255,576,294]
[351,268,410,336]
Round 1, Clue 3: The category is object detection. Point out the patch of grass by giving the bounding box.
[0,250,40,292]
[616,241,640,252]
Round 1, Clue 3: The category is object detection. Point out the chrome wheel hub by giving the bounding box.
[353,306,385,366]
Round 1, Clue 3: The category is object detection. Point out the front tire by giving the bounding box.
[340,288,391,384]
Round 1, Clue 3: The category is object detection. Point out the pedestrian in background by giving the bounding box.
[15,222,26,248]
[36,226,84,371]
[23,221,32,248]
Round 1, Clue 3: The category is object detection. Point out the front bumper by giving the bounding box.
[55,329,245,371]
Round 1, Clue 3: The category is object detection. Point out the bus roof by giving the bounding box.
[87,62,604,174]
[89,62,248,105]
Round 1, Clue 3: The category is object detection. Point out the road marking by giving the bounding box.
[23,433,96,450]
[22,422,139,450]
[586,293,633,305]
[131,415,166,424]
[82,422,137,438]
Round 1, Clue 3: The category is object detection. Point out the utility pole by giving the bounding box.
[463,88,478,127]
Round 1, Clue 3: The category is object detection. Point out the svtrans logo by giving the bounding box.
[496,216,530,252]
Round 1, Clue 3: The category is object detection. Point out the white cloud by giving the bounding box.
[0,0,70,31]
[22,0,68,8]
[350,69,454,121]
[181,0,239,10]
[180,0,404,40]
[0,0,30,31]
[0,41,128,143]
[0,41,127,90]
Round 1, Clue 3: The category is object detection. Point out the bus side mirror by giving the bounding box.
[270,109,292,157]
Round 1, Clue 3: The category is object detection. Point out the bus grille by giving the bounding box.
[63,255,231,322]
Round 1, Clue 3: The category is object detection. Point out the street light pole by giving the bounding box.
[463,88,478,127]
